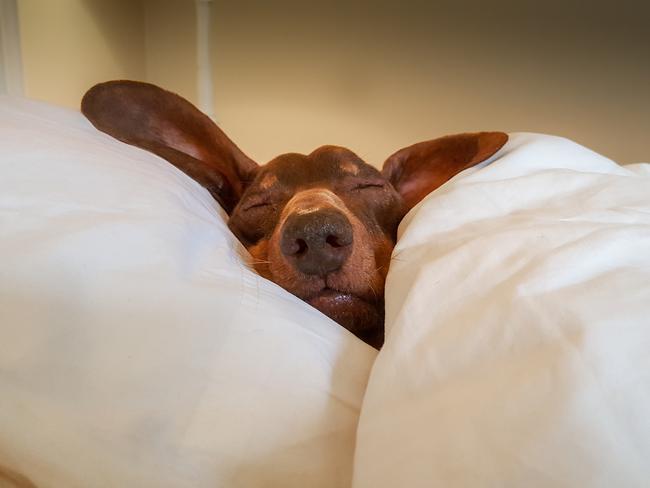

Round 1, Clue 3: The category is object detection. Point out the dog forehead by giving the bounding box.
[262,146,376,186]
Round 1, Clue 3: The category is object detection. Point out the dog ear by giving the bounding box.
[382,132,508,210]
[382,132,508,212]
[81,80,258,214]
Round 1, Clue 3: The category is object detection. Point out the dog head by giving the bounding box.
[82,81,507,348]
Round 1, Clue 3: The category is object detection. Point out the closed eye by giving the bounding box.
[243,201,272,211]
[353,182,385,190]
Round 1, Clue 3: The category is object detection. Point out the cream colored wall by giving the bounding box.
[14,0,649,164]
[142,0,197,104]
[17,0,197,110]
[17,0,146,109]
[211,1,649,165]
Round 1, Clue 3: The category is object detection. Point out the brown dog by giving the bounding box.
[81,81,507,348]
[0,464,37,488]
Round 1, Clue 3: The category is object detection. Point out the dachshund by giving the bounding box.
[82,81,507,348]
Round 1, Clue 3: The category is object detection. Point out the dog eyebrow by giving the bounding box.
[340,161,360,175]
[259,173,278,189]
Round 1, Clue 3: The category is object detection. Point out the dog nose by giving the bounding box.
[280,208,353,275]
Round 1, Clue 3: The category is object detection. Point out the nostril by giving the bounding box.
[295,238,308,255]
[284,238,308,256]
[326,234,344,248]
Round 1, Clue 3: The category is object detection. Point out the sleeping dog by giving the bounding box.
[82,81,507,348]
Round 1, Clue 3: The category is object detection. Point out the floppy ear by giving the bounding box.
[81,80,258,214]
[382,132,508,212]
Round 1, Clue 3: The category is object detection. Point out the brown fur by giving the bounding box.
[0,465,37,488]
[82,80,508,348]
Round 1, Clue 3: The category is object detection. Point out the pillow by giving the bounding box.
[0,97,376,487]
[353,133,650,487]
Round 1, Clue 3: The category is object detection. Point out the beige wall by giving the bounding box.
[17,0,146,109]
[17,0,197,110]
[212,1,649,165]
[14,0,649,164]
[143,0,197,104]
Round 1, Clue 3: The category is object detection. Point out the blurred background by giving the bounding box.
[1,0,648,165]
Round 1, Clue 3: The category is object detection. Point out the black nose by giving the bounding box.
[280,209,353,275]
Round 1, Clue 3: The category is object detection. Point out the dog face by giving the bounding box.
[228,146,403,347]
[82,81,507,348]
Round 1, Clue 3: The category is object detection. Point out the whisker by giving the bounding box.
[367,278,378,298]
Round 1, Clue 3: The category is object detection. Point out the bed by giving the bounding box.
[1,96,649,487]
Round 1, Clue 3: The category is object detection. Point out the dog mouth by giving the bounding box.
[306,287,381,334]
[307,287,362,307]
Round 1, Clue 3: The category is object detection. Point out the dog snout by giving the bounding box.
[280,208,353,275]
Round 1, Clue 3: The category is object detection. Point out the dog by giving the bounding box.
[0,464,37,487]
[81,80,507,348]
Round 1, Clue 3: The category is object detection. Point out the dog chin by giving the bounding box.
[306,289,383,346]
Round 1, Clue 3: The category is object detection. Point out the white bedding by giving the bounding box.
[0,97,376,487]
[354,133,650,487]
[2,97,650,488]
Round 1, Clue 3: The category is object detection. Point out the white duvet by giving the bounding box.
[0,98,376,487]
[1,97,649,487]
[354,133,650,487]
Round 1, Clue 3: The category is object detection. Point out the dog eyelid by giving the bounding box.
[243,200,272,211]
[352,181,385,191]
[240,193,274,210]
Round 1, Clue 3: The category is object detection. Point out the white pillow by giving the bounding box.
[353,133,650,487]
[0,97,376,487]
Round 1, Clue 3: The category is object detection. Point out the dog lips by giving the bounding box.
[308,290,378,333]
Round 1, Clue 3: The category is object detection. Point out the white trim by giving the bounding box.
[0,0,24,96]
[196,0,214,119]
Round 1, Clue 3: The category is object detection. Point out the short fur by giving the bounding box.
[82,80,508,348]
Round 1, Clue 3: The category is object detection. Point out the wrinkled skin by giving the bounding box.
[229,147,404,347]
